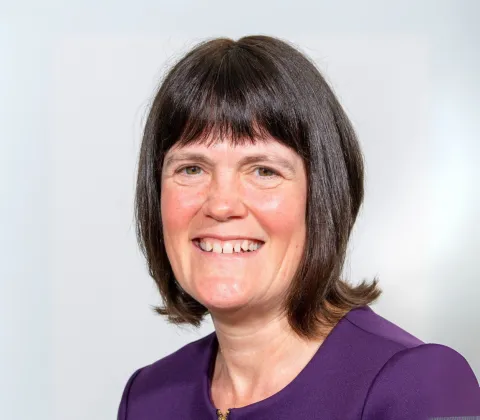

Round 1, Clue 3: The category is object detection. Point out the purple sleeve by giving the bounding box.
[117,368,143,420]
[361,343,480,419]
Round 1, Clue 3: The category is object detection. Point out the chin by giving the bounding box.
[193,280,251,311]
[204,300,246,314]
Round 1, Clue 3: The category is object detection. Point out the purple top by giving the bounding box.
[117,305,480,419]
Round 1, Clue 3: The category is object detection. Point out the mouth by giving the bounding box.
[191,239,265,257]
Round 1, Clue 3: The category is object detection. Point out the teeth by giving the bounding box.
[196,238,263,254]
[223,243,233,254]
[199,241,213,252]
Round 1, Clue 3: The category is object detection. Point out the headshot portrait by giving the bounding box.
[4,2,480,420]
[116,35,480,419]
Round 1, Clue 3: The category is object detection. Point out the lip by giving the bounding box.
[191,239,264,259]
[191,234,265,243]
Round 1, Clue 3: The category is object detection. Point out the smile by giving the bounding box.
[192,239,264,257]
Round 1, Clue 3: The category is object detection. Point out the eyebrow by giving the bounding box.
[163,152,297,174]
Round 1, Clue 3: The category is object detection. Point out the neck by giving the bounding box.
[209,309,331,410]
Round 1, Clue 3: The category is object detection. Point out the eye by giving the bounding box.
[255,167,279,178]
[176,165,203,175]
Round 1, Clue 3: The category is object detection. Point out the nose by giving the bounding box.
[202,175,248,222]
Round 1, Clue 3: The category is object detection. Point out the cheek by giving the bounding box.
[161,184,204,233]
[247,186,307,240]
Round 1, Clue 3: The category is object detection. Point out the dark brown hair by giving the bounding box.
[135,35,382,340]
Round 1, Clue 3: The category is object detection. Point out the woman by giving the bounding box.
[118,35,480,419]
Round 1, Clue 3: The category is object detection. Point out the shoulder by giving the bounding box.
[361,343,480,419]
[116,332,214,420]
[344,305,424,349]
[128,331,213,387]
[331,305,426,383]
[344,307,480,419]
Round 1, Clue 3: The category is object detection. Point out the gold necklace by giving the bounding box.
[216,408,231,419]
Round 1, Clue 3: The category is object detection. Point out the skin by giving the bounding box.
[161,135,329,412]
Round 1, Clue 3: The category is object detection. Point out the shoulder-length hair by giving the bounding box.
[135,35,382,340]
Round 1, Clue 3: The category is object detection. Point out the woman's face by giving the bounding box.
[160,136,307,316]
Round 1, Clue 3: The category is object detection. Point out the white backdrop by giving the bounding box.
[1,1,479,419]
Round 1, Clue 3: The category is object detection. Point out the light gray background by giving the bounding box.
[1,1,479,419]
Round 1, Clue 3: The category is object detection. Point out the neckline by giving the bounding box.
[201,305,371,417]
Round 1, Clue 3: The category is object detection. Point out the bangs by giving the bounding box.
[158,39,307,154]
